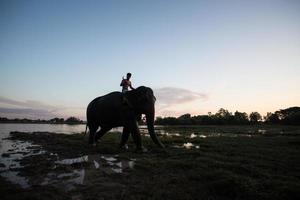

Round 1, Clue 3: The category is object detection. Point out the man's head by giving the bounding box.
[126,73,132,79]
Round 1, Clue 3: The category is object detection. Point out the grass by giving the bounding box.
[1,125,300,200]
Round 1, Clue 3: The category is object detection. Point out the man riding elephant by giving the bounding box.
[86,86,164,151]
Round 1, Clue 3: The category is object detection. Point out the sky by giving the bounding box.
[0,0,299,119]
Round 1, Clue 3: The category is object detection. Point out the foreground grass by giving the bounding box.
[1,126,300,200]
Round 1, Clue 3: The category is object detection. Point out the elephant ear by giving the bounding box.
[137,87,154,103]
[146,89,156,102]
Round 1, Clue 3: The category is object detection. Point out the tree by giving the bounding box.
[177,113,192,125]
[178,113,191,120]
[50,117,64,123]
[154,107,299,125]
[215,108,234,124]
[265,112,280,124]
[276,107,300,125]
[65,117,82,123]
[216,108,231,118]
[249,112,262,123]
[0,117,8,121]
[234,111,249,124]
[155,116,178,125]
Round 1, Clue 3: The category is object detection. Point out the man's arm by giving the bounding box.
[129,82,134,90]
[120,79,124,86]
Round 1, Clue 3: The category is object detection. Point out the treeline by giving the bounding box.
[1,107,299,125]
[155,107,300,125]
[0,116,84,124]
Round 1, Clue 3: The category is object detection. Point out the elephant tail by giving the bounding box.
[84,124,89,137]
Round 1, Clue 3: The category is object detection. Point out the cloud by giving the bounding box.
[0,96,59,111]
[154,87,208,116]
[0,96,85,119]
[0,107,56,119]
[0,87,208,119]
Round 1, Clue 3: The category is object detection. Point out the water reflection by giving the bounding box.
[173,142,200,149]
[183,142,200,149]
[158,131,181,137]
[0,136,46,189]
[55,155,88,165]
[43,154,136,190]
[258,129,267,134]
[41,169,85,191]
[1,171,30,188]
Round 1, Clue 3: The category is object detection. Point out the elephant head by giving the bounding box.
[126,86,164,148]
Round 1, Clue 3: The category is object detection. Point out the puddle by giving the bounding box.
[93,160,100,169]
[145,130,255,139]
[199,135,207,138]
[194,132,255,138]
[190,133,208,138]
[55,155,88,165]
[173,143,200,149]
[183,142,200,149]
[157,130,181,137]
[1,171,31,188]
[41,169,85,191]
[0,138,46,189]
[43,154,136,190]
[0,137,136,191]
[100,155,135,174]
[141,130,181,138]
[258,129,267,134]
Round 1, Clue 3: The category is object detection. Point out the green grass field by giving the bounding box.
[1,125,300,200]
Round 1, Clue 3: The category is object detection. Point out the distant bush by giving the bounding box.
[0,116,83,124]
[156,108,245,125]
[65,117,82,124]
[50,118,65,123]
[155,107,300,126]
[265,107,300,125]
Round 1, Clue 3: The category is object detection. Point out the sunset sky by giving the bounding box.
[1,0,299,119]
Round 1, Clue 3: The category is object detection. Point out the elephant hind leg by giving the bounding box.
[88,124,98,144]
[95,127,112,142]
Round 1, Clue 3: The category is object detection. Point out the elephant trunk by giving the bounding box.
[146,109,164,148]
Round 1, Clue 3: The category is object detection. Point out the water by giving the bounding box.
[0,123,134,190]
[0,128,47,188]
[0,123,124,135]
[43,154,136,190]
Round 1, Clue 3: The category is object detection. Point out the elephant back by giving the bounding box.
[87,92,122,110]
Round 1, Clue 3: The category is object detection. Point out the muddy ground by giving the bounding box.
[1,126,300,200]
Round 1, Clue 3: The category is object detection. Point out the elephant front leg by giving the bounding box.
[129,121,142,151]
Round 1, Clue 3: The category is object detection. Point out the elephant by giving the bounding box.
[85,86,164,150]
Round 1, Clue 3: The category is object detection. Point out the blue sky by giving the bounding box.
[0,0,299,119]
